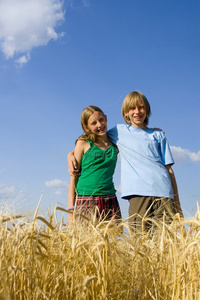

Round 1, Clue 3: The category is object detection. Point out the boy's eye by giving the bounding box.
[130,105,144,110]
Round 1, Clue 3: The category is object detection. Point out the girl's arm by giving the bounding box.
[67,140,89,225]
[67,175,78,225]
[165,164,184,218]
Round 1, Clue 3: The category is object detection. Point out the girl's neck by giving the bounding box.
[94,135,111,149]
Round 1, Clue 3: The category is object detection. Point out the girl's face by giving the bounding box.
[86,111,107,136]
[125,100,147,128]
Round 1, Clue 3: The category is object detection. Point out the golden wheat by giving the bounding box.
[0,205,199,299]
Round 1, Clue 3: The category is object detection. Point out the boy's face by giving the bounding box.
[125,100,147,128]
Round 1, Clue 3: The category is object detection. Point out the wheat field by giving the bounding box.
[0,201,200,300]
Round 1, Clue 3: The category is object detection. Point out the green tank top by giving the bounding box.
[76,140,118,195]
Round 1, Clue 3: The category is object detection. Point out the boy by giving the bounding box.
[107,91,183,231]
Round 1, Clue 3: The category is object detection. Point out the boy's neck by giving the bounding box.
[131,123,148,129]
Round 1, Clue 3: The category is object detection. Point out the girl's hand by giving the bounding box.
[153,128,165,133]
[68,151,79,176]
[67,212,74,226]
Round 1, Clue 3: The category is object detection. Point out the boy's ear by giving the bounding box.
[104,114,107,122]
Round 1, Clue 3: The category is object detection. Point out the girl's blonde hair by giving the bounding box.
[78,105,105,143]
[122,91,151,125]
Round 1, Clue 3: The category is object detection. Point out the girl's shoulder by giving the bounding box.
[76,138,90,147]
[75,138,91,153]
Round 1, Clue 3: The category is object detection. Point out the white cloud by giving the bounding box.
[82,0,90,7]
[69,0,90,8]
[0,184,32,215]
[45,179,68,188]
[15,53,31,67]
[45,179,68,195]
[170,146,200,163]
[0,0,65,63]
[0,184,16,199]
[188,150,200,162]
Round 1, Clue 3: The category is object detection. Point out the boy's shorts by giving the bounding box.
[128,195,176,231]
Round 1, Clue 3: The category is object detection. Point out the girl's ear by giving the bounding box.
[83,124,90,133]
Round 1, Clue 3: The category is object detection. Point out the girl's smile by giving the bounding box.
[87,111,107,136]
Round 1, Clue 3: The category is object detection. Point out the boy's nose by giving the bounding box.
[135,107,139,113]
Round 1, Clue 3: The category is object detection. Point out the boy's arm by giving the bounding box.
[68,150,79,176]
[165,165,184,218]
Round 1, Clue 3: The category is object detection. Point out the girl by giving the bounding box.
[67,105,122,225]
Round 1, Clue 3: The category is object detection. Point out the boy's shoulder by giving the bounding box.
[148,128,166,140]
[108,125,166,139]
[109,124,130,131]
[117,123,130,129]
[108,124,130,135]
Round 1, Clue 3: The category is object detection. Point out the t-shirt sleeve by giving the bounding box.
[159,133,174,166]
[107,126,119,145]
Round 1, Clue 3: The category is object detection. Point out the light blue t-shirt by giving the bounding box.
[107,124,174,199]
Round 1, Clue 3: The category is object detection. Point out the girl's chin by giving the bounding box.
[97,130,106,135]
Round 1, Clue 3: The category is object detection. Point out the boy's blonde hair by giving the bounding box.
[78,105,105,143]
[122,91,151,125]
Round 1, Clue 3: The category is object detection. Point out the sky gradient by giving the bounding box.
[0,0,200,220]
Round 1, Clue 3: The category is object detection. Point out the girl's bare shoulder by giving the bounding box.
[75,139,90,153]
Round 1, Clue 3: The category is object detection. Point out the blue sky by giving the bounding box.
[0,0,199,220]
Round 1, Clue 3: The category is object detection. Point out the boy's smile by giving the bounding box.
[125,101,147,128]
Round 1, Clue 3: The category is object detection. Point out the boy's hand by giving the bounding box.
[68,151,79,176]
